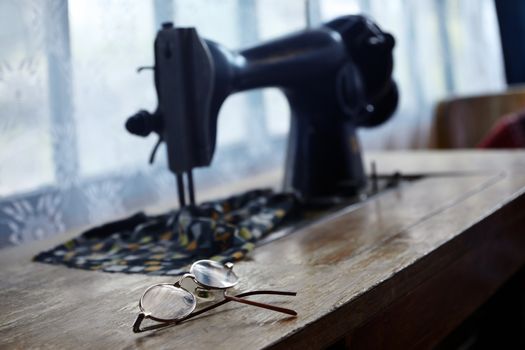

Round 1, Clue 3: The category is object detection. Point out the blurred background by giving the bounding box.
[0,0,511,247]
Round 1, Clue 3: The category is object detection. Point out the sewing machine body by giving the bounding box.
[126,16,398,201]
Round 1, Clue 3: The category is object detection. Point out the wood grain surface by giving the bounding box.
[1,151,524,349]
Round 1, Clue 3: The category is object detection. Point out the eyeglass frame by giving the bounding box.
[132,260,297,332]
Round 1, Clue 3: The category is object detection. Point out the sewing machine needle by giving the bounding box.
[187,170,195,206]
[176,173,186,208]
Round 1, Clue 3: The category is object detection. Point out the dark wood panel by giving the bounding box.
[345,193,525,349]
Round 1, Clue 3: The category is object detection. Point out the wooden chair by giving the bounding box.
[429,86,525,148]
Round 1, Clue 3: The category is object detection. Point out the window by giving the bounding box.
[0,0,505,248]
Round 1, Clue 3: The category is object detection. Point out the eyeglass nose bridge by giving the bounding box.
[174,273,198,288]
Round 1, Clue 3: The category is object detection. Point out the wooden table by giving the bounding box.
[1,151,525,349]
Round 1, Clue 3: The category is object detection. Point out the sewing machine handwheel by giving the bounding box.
[336,64,397,128]
[355,82,398,128]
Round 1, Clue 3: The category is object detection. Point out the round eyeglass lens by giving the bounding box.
[140,284,196,321]
[190,260,239,289]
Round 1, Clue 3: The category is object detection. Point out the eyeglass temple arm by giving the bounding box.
[132,290,297,333]
[184,290,297,322]
[133,313,146,333]
[183,290,297,321]
[225,294,297,316]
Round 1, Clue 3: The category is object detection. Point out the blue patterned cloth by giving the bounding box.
[34,190,297,275]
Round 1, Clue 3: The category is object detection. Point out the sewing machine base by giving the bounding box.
[260,172,411,246]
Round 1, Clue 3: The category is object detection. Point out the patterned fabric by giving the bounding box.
[34,190,297,275]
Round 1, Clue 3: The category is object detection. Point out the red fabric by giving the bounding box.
[478,110,525,148]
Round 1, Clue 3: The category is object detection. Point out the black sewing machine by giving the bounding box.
[126,15,397,207]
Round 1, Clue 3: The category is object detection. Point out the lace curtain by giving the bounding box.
[0,0,505,248]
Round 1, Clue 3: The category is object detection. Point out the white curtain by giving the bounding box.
[0,0,505,247]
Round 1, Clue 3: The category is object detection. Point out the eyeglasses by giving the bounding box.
[133,260,297,332]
